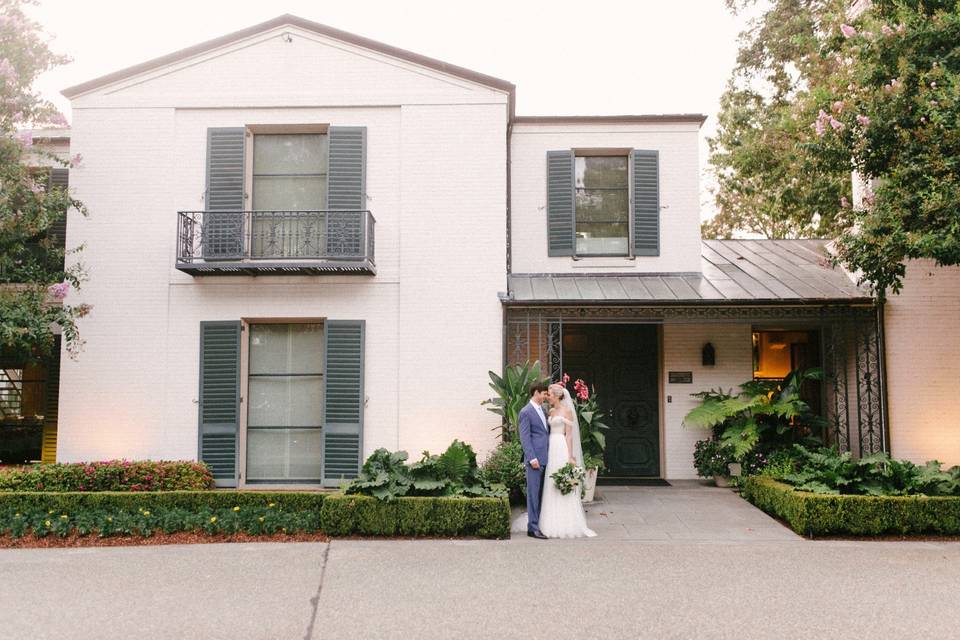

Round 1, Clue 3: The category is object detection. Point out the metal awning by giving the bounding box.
[504,239,872,305]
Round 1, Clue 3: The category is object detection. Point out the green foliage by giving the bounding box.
[550,462,585,496]
[780,445,960,496]
[683,368,827,459]
[479,439,526,505]
[320,494,510,539]
[0,460,215,492]
[693,439,736,479]
[742,476,960,536]
[482,361,548,441]
[0,0,89,361]
[345,441,507,502]
[573,388,610,470]
[706,0,851,240]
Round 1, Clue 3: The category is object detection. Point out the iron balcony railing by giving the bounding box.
[176,210,376,274]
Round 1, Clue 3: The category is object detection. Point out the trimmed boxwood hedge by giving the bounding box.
[0,491,511,539]
[742,476,960,536]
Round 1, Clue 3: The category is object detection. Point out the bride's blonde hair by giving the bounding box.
[548,383,565,398]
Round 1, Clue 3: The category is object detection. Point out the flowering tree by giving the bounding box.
[0,0,88,361]
[802,1,960,296]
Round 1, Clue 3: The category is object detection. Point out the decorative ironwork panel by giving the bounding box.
[326,210,363,257]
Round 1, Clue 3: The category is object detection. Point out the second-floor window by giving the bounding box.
[250,133,328,257]
[575,155,629,256]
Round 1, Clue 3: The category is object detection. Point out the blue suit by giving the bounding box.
[518,401,550,534]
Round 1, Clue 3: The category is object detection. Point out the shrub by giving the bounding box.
[481,440,525,504]
[693,439,735,479]
[742,476,960,536]
[0,460,214,492]
[320,493,510,539]
[780,445,960,496]
[345,441,507,501]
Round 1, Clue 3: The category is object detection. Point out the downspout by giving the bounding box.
[503,90,515,369]
[876,299,891,454]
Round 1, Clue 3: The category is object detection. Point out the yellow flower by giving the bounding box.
[268,502,275,508]
[48,510,54,515]
[44,520,51,527]
[281,527,287,533]
[210,516,217,523]
[60,515,68,520]
[107,517,113,522]
[14,513,20,517]
[232,506,240,512]
[142,511,150,516]
[258,517,264,523]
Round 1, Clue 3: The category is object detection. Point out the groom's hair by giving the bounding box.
[528,381,549,397]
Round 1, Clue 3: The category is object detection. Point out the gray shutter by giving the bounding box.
[323,320,365,487]
[198,321,241,487]
[546,150,575,256]
[632,149,660,256]
[46,168,69,252]
[204,128,245,259]
[326,127,366,258]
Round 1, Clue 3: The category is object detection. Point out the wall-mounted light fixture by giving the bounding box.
[702,342,716,366]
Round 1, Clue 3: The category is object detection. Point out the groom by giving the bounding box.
[518,381,550,539]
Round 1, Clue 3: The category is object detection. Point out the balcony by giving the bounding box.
[176,210,376,275]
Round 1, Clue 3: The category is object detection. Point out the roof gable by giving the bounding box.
[62,14,515,101]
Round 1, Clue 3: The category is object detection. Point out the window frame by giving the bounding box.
[243,124,330,211]
[571,148,633,258]
[238,317,327,488]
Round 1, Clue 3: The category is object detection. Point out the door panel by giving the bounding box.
[562,324,660,478]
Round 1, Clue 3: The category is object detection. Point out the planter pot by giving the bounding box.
[582,467,599,502]
[714,475,733,488]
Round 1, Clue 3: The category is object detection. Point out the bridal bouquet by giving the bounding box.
[551,463,585,496]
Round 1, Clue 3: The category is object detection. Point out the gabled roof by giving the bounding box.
[61,14,516,99]
[505,239,872,305]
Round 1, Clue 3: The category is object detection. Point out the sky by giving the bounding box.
[26,0,751,216]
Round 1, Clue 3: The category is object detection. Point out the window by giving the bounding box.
[752,329,823,416]
[246,323,324,483]
[575,155,629,256]
[250,132,328,258]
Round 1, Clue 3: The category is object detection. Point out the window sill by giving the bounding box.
[570,256,637,269]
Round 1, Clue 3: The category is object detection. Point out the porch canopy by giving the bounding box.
[501,240,886,457]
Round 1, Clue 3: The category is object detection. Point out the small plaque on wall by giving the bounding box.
[669,371,693,384]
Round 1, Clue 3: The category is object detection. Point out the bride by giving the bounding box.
[537,383,597,539]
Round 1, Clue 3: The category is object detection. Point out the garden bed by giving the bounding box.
[0,491,511,543]
[742,476,960,537]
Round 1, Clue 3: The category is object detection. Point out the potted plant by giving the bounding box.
[569,375,609,502]
[693,439,736,487]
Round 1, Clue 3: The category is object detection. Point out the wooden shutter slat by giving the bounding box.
[323,320,365,487]
[632,149,660,256]
[198,321,241,487]
[546,150,575,256]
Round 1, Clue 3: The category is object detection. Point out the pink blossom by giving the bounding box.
[883,83,893,94]
[881,25,893,36]
[931,100,938,107]
[896,23,905,34]
[840,24,857,38]
[891,79,900,89]
[29,180,44,194]
[48,282,70,300]
[840,196,850,209]
[47,112,69,127]
[69,153,83,168]
[0,58,16,84]
[15,130,32,146]
[562,373,570,385]
[856,114,871,127]
[831,101,844,113]
[829,117,844,131]
[814,109,831,136]
[931,82,937,88]
[863,31,873,38]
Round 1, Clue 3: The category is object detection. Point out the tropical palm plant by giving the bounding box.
[482,361,548,441]
[683,367,828,459]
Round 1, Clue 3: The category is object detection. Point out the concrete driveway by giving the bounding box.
[3,486,960,640]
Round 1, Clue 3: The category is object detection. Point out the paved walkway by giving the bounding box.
[513,480,799,542]
[4,486,960,639]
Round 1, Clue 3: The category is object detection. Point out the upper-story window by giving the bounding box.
[251,133,328,210]
[575,154,629,256]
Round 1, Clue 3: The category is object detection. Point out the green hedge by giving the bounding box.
[0,460,214,492]
[321,494,510,539]
[0,491,511,539]
[742,476,960,536]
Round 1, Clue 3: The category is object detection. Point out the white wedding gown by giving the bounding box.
[538,416,597,539]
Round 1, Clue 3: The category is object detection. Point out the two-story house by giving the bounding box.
[55,15,889,486]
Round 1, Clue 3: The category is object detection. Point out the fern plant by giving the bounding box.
[683,368,828,460]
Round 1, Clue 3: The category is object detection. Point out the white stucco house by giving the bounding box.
[44,14,950,487]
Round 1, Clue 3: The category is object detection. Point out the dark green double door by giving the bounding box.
[562,324,660,479]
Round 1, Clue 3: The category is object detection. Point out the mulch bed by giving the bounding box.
[0,531,330,549]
